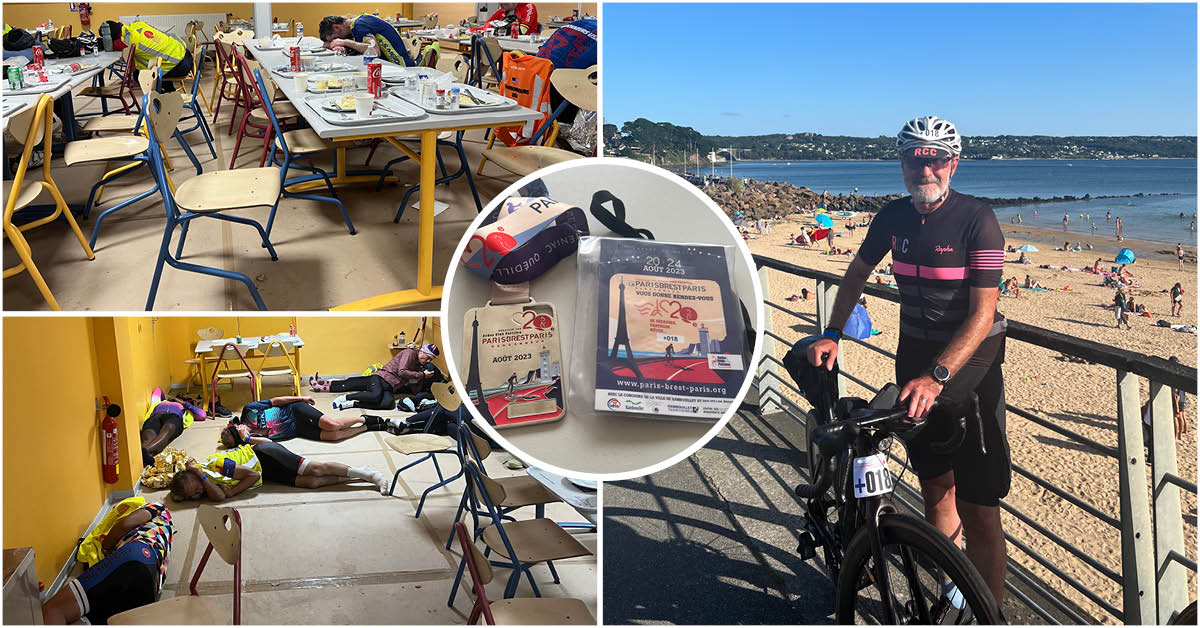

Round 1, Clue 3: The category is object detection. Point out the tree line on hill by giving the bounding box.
[603,119,1197,162]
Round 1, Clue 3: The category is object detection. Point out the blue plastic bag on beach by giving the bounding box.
[844,304,873,340]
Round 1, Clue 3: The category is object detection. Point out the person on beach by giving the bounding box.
[1178,244,1185,271]
[1106,210,1112,221]
[1092,258,1103,273]
[1023,275,1045,290]
[1171,282,1185,317]
[1114,289,1132,329]
[806,115,1012,603]
[1115,216,1123,241]
[1063,213,1069,230]
[1002,277,1021,298]
[1141,356,1189,442]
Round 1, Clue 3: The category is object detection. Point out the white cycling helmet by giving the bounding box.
[896,115,962,158]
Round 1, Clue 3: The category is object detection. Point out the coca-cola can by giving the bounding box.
[367,60,382,97]
[37,70,48,83]
[32,45,44,69]
[289,46,301,72]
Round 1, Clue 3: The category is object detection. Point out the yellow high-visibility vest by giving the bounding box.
[123,21,187,71]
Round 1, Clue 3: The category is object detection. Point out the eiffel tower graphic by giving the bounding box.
[609,281,644,379]
[465,313,496,424]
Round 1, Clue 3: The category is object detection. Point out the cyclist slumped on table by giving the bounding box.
[805,115,1011,603]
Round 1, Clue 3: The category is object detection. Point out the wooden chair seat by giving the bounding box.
[482,145,582,176]
[215,369,252,379]
[489,597,594,625]
[107,593,225,625]
[480,518,590,563]
[3,180,46,212]
[82,114,140,132]
[549,66,597,112]
[495,475,558,509]
[258,366,294,376]
[174,168,282,213]
[79,83,125,97]
[385,433,456,455]
[63,136,150,165]
[278,128,334,155]
[249,101,299,120]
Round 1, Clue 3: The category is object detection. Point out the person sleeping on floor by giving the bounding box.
[141,386,206,466]
[169,440,391,502]
[310,344,443,411]
[40,502,173,625]
[222,395,409,445]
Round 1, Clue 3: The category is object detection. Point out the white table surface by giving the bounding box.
[1,94,40,129]
[445,162,763,477]
[195,334,305,354]
[248,45,541,140]
[386,19,424,28]
[494,36,541,53]
[526,467,597,523]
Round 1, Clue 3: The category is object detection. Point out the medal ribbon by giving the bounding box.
[461,196,589,285]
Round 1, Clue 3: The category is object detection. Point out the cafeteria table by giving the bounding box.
[246,42,542,310]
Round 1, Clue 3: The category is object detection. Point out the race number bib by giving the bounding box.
[852,453,893,499]
[461,302,565,429]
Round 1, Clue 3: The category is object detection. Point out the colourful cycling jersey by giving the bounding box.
[202,444,263,490]
[858,189,1006,347]
[486,3,540,34]
[350,14,414,66]
[241,400,301,440]
[113,502,174,587]
[536,19,596,69]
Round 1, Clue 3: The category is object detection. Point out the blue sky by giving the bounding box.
[603,3,1197,136]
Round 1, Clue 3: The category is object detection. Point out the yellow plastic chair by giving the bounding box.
[108,505,243,624]
[2,95,95,310]
[255,339,300,396]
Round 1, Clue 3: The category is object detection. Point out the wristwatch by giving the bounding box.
[931,364,951,385]
[822,327,843,342]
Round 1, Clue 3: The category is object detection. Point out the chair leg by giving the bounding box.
[364,138,381,166]
[453,136,483,211]
[475,134,497,175]
[89,179,161,250]
[229,113,250,169]
[259,127,273,168]
[175,221,191,258]
[524,565,543,597]
[4,223,63,310]
[174,130,203,176]
[43,182,96,261]
[447,555,468,607]
[546,559,560,584]
[144,213,176,311]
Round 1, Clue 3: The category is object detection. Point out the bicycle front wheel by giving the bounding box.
[835,513,1002,625]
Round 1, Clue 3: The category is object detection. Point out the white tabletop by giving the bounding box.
[494,36,541,53]
[387,19,424,28]
[248,46,541,140]
[526,467,597,523]
[195,334,305,354]
[2,52,127,99]
[1,94,40,130]
[446,163,762,477]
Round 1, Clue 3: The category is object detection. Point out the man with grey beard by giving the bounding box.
[805,116,1011,604]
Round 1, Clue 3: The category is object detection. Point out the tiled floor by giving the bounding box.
[4,65,526,310]
[127,380,597,624]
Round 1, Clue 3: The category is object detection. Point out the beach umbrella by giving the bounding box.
[1016,244,1039,252]
[815,214,834,228]
[1114,248,1135,265]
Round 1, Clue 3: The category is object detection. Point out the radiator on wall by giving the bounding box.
[118,13,229,37]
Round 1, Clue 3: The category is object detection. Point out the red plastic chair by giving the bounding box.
[208,342,258,416]
[79,44,141,115]
[228,53,299,169]
[211,39,244,132]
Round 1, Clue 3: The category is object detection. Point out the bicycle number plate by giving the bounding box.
[852,453,893,498]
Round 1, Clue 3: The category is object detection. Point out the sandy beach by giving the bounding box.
[748,207,1197,623]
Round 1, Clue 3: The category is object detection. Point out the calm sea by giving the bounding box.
[723,159,1197,244]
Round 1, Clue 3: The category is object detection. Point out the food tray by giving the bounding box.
[303,93,425,126]
[389,83,516,115]
[305,74,365,93]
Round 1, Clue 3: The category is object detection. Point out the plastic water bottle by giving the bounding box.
[47,18,54,32]
[296,21,304,40]
[363,36,378,67]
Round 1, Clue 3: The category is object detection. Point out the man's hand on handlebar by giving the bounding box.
[807,337,840,371]
[899,375,944,420]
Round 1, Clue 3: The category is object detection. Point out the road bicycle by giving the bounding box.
[783,335,1003,624]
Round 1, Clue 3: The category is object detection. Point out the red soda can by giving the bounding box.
[32,45,44,69]
[288,46,301,72]
[37,70,49,83]
[367,60,382,97]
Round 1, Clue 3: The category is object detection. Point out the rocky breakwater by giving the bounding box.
[702,179,900,220]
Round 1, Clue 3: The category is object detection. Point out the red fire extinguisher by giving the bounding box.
[101,396,120,484]
[79,3,92,27]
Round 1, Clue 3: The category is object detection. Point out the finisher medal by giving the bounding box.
[463,301,565,428]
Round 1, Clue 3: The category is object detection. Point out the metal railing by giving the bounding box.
[751,254,1197,625]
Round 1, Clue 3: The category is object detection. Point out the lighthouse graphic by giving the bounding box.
[698,324,710,357]
[539,346,551,383]
[608,280,644,379]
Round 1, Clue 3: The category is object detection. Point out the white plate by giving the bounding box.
[321,96,363,112]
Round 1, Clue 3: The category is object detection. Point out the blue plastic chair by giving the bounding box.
[141,91,281,310]
[251,68,356,236]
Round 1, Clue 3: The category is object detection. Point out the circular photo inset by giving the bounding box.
[442,158,764,479]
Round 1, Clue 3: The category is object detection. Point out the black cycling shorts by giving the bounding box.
[68,541,159,624]
[290,402,324,440]
[895,333,1011,507]
[253,441,304,486]
[141,412,184,436]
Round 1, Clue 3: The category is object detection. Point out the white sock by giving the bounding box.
[333,394,348,406]
[388,417,411,433]
[346,466,376,481]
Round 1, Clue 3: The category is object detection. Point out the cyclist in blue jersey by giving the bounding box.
[806,116,1011,603]
[319,14,414,66]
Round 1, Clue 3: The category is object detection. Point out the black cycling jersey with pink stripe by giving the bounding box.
[859,189,1006,346]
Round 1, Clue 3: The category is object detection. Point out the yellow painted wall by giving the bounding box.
[111,317,176,491]
[413,2,597,25]
[2,318,107,583]
[1,2,254,32]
